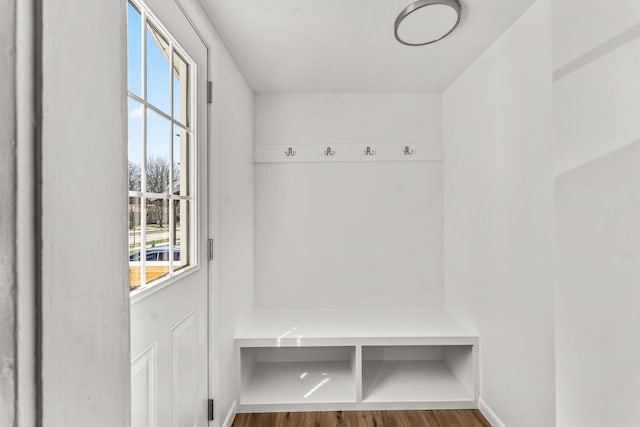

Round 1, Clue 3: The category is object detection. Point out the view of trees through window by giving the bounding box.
[127,0,194,291]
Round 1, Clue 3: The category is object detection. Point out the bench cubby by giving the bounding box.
[236,309,479,412]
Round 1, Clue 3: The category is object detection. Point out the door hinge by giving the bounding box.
[207,81,213,104]
[207,238,214,261]
[208,398,214,421]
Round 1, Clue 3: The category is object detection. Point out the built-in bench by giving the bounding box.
[235,309,479,413]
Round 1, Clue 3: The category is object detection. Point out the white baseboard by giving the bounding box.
[221,400,237,427]
[479,399,506,427]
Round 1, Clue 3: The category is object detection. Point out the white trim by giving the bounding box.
[16,0,38,424]
[129,264,200,304]
[479,398,507,427]
[238,401,478,413]
[128,190,192,201]
[221,400,237,427]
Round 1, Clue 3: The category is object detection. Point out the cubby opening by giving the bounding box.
[240,346,358,405]
[362,345,474,403]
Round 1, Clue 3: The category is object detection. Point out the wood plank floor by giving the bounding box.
[232,410,492,427]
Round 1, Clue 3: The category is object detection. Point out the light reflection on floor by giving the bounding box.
[304,377,331,398]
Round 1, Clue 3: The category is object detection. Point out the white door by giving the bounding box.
[126,0,209,426]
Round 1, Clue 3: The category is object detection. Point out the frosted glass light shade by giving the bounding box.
[395,0,461,46]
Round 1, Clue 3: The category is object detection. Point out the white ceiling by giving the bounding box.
[199,0,536,92]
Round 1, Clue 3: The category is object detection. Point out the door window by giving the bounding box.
[127,0,195,291]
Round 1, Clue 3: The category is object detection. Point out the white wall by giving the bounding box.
[40,1,130,426]
[553,1,640,425]
[554,25,640,175]
[208,16,255,427]
[443,1,556,426]
[254,93,444,309]
[555,144,640,427]
[553,0,640,74]
[0,0,17,424]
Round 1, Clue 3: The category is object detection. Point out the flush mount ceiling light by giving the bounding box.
[394,0,462,46]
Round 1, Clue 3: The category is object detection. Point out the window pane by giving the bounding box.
[128,99,143,191]
[146,197,169,283]
[172,125,189,196]
[172,51,189,126]
[127,5,195,292]
[173,199,189,271]
[128,197,142,290]
[146,23,170,114]
[146,109,171,193]
[127,3,142,96]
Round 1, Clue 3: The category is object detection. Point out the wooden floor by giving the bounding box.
[232,410,492,427]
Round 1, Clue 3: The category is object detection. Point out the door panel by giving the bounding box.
[129,0,208,426]
[171,312,198,427]
[131,344,156,427]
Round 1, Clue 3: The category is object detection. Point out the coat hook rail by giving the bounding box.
[254,143,442,163]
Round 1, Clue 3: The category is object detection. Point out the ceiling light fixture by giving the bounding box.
[394,0,461,46]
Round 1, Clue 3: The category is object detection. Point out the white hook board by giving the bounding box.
[253,143,443,163]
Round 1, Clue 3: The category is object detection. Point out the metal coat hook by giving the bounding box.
[364,146,376,156]
[284,147,296,157]
[403,146,415,155]
[324,146,336,156]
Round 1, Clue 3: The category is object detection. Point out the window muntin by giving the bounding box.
[127,0,196,292]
